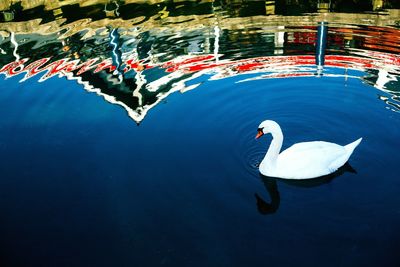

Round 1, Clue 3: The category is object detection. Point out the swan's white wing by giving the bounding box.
[276,141,348,179]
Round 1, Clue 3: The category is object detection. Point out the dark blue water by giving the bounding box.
[1,2,400,266]
[1,65,400,266]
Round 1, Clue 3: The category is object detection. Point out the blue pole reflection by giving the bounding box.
[315,21,328,76]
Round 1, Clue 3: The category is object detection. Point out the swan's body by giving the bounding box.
[256,120,362,179]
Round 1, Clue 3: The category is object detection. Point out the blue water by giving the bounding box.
[1,68,400,266]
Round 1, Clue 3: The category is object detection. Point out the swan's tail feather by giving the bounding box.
[345,138,362,154]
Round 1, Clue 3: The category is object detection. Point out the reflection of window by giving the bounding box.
[317,0,331,12]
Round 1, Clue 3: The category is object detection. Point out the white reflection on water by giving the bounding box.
[1,16,400,123]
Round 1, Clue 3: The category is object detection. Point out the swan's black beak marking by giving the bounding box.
[255,128,264,139]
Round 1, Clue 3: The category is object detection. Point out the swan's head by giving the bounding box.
[256,120,280,139]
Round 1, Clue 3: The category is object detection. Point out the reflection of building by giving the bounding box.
[1,1,400,23]
[2,48,400,121]
[2,6,399,40]
[1,4,400,120]
[0,1,165,11]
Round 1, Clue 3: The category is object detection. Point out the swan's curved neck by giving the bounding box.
[262,125,283,168]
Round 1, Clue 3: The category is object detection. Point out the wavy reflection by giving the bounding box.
[1,3,400,122]
[255,163,357,216]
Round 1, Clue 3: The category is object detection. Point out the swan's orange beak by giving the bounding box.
[255,130,264,139]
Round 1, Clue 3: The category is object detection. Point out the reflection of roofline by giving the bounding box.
[1,52,399,122]
[1,53,399,81]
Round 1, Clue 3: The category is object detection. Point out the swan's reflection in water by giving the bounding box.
[255,163,357,215]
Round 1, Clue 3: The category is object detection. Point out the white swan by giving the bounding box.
[256,120,362,179]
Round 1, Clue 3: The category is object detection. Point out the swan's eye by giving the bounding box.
[257,127,264,132]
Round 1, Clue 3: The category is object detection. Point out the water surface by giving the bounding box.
[1,2,400,267]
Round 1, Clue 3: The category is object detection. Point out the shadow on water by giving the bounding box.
[254,162,357,215]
